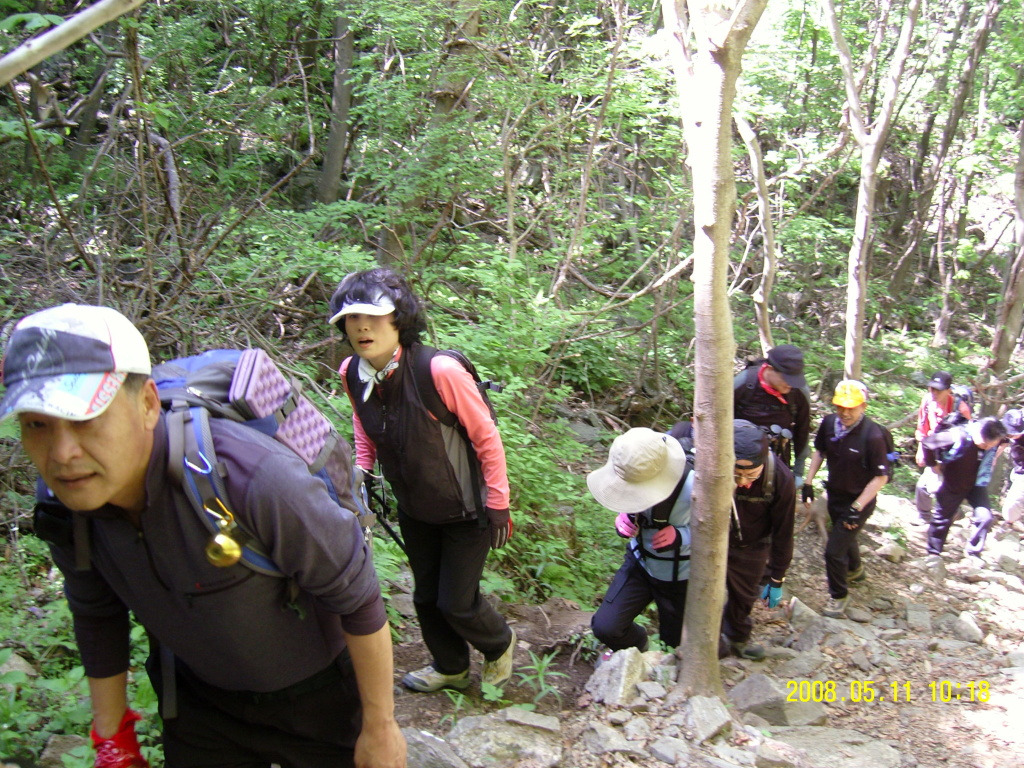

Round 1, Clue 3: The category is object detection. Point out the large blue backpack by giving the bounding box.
[154,348,368,576]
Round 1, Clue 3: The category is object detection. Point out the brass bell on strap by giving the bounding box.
[203,498,244,568]
[206,531,243,567]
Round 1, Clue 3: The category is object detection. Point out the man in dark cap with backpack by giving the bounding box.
[1,305,406,768]
[721,420,796,660]
[734,345,812,483]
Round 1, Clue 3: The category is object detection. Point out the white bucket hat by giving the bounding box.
[587,427,687,514]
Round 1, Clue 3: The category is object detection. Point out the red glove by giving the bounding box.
[651,525,679,552]
[91,709,149,768]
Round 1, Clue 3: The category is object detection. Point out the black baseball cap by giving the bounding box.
[766,345,807,389]
[928,371,952,390]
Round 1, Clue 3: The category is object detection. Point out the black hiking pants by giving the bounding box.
[591,552,688,651]
[824,490,874,600]
[722,543,770,644]
[398,510,513,674]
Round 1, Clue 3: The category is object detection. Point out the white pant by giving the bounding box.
[915,467,942,518]
[1004,473,1024,525]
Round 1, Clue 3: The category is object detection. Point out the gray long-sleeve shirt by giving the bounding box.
[50,414,386,692]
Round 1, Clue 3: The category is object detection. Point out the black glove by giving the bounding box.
[487,507,512,549]
[841,506,862,529]
[801,484,814,504]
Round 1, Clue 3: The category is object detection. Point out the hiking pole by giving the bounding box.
[364,472,407,554]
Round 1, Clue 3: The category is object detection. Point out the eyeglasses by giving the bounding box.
[734,467,764,482]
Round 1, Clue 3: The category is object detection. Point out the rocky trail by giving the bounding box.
[390,493,1024,768]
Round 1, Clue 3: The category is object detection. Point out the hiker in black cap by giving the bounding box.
[913,371,973,525]
[733,345,811,483]
[1000,410,1024,533]
[721,420,796,660]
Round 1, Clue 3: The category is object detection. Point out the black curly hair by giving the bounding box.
[328,268,427,347]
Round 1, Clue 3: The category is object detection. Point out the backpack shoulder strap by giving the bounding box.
[763,452,775,499]
[409,344,458,427]
[165,405,284,577]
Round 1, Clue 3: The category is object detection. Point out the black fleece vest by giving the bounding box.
[347,345,485,524]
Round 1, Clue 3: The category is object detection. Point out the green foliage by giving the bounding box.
[514,650,568,708]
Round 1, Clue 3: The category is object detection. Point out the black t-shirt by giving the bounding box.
[813,414,891,496]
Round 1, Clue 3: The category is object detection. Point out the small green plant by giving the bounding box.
[515,650,568,708]
[886,522,908,549]
[439,688,469,729]
[479,681,511,706]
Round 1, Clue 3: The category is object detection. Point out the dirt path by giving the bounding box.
[387,492,1024,767]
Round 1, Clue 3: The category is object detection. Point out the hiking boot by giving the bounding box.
[401,664,470,693]
[822,595,849,619]
[482,628,517,687]
[847,565,867,583]
[729,640,766,660]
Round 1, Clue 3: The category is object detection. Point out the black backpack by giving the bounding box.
[856,416,900,472]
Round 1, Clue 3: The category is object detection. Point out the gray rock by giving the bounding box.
[448,709,562,768]
[875,541,907,563]
[623,715,653,742]
[637,680,668,700]
[687,694,733,742]
[404,728,471,768]
[904,602,932,632]
[650,736,691,764]
[0,652,36,693]
[755,738,809,768]
[770,726,900,768]
[728,674,827,727]
[585,647,650,707]
[777,650,827,679]
[580,722,646,757]
[1005,648,1024,668]
[788,597,819,632]
[846,606,873,623]
[952,611,984,643]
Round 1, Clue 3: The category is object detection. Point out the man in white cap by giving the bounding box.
[3,305,405,768]
[803,380,891,619]
[587,427,693,653]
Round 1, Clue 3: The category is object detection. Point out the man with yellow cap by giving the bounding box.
[803,381,891,618]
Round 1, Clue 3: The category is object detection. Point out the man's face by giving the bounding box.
[763,367,792,394]
[734,460,764,489]
[835,403,867,428]
[927,386,947,403]
[18,380,160,513]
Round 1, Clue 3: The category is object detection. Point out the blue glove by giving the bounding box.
[760,579,784,607]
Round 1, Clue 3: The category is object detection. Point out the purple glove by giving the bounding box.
[615,513,639,538]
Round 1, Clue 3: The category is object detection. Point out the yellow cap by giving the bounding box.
[833,380,868,407]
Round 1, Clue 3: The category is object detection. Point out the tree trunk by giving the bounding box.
[736,114,777,354]
[888,0,1003,297]
[662,0,767,699]
[0,0,149,87]
[822,0,921,379]
[316,6,354,204]
[987,120,1024,380]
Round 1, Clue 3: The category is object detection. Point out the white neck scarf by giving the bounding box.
[357,349,400,402]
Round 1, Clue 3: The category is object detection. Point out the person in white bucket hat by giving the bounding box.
[587,427,693,655]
